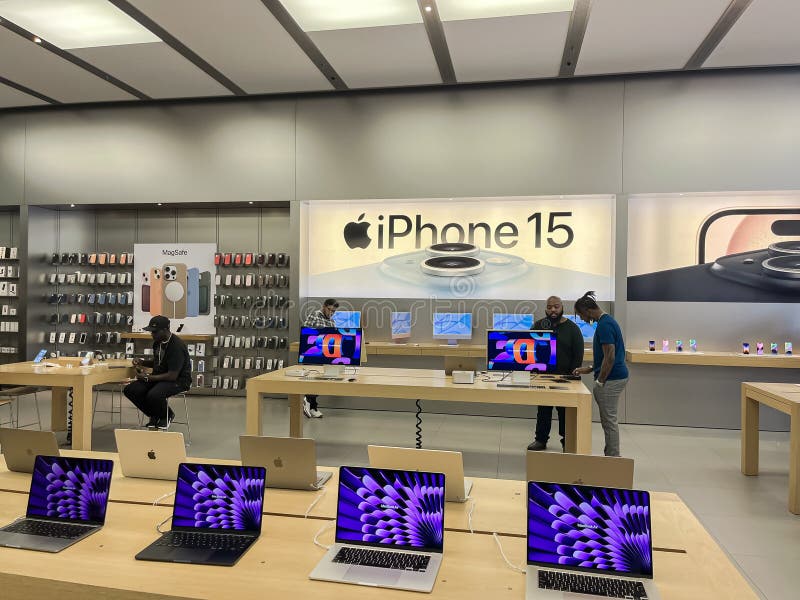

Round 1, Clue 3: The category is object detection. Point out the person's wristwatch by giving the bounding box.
[595,379,604,387]
[143,373,150,382]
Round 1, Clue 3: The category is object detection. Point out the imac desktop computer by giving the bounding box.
[391,311,411,342]
[332,310,361,328]
[298,327,362,379]
[433,313,472,346]
[487,330,557,386]
[492,313,533,331]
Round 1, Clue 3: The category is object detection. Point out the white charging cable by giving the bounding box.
[152,491,176,533]
[467,498,476,534]
[304,488,327,518]
[313,520,335,550]
[492,532,526,574]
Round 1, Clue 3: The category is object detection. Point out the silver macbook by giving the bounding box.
[0,455,113,553]
[526,451,634,489]
[115,429,186,480]
[310,466,445,593]
[239,435,331,490]
[367,444,473,502]
[526,481,660,599]
[0,428,60,473]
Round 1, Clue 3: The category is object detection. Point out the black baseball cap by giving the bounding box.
[143,315,170,332]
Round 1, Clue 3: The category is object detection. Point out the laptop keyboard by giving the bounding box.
[333,546,430,572]
[155,531,253,552]
[538,570,649,599]
[4,519,92,540]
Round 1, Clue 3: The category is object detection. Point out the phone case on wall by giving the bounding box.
[223,253,232,266]
[109,253,117,265]
[187,267,200,318]
[233,253,243,267]
[244,253,253,266]
[149,267,163,316]
[199,271,210,315]
[162,263,187,319]
[98,252,107,265]
[214,253,222,266]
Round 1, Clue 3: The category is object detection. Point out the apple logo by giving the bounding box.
[147,450,156,460]
[343,213,371,249]
[273,457,283,468]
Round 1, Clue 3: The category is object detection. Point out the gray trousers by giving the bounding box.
[592,378,628,457]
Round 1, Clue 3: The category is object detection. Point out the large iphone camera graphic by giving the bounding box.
[162,263,187,319]
[628,208,800,302]
[380,242,528,289]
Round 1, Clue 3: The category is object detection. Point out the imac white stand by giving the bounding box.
[323,364,345,379]
[511,371,530,386]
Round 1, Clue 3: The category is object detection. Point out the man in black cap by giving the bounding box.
[301,298,338,418]
[124,315,191,429]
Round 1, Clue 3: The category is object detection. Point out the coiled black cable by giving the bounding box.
[415,399,422,449]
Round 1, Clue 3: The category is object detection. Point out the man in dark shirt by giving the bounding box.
[124,315,191,429]
[302,298,338,418]
[528,296,584,452]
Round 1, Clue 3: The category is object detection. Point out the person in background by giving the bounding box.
[124,315,191,429]
[528,296,584,452]
[301,298,339,418]
[572,291,628,457]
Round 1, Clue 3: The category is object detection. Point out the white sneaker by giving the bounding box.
[302,397,312,418]
[309,408,323,418]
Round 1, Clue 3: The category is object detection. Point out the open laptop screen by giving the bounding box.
[172,463,266,532]
[336,466,445,552]
[527,482,653,577]
[27,456,114,525]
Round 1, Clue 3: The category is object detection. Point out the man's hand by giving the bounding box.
[136,372,149,382]
[572,366,592,376]
[132,358,141,367]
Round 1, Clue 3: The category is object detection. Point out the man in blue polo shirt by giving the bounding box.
[572,291,628,456]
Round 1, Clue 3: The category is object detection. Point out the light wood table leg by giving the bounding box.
[741,389,760,476]
[574,399,592,454]
[50,387,68,432]
[564,406,577,453]
[70,381,92,450]
[289,394,303,438]
[790,405,799,515]
[245,385,262,436]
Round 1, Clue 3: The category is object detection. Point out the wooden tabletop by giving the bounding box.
[0,488,758,600]
[0,359,135,386]
[627,349,800,368]
[742,381,800,402]
[247,367,591,408]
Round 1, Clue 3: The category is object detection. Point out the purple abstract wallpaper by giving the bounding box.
[336,467,445,550]
[27,456,113,523]
[527,482,652,576]
[172,464,265,530]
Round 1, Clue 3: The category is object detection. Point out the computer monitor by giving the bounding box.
[391,312,411,341]
[332,310,361,328]
[298,327,362,366]
[487,330,557,373]
[492,313,533,331]
[432,313,472,344]
[566,314,598,341]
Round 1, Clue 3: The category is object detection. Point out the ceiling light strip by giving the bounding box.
[258,1,347,90]
[684,0,754,70]
[107,0,246,96]
[417,1,456,84]
[0,18,149,100]
[0,75,59,104]
[558,0,591,77]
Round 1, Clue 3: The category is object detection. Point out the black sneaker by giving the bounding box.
[155,415,172,430]
[561,439,566,452]
[168,408,175,422]
[145,416,159,428]
[527,440,547,451]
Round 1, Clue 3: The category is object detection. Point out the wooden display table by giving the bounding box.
[246,367,593,453]
[627,349,800,368]
[0,485,758,599]
[741,382,800,514]
[0,360,135,450]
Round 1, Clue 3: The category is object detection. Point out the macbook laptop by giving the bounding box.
[526,451,634,489]
[239,435,332,490]
[526,481,660,599]
[367,445,473,502]
[0,455,113,553]
[135,463,266,567]
[0,428,60,473]
[115,429,186,480]
[309,466,445,593]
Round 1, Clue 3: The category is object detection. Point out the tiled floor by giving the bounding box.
[11,391,800,600]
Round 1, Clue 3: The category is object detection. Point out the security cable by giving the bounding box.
[304,488,327,518]
[492,532,526,574]
[313,520,335,551]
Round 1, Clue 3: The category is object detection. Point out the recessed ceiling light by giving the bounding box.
[437,0,574,22]
[0,0,160,49]
[425,5,432,12]
[33,36,41,43]
[280,0,422,32]
[248,201,254,205]
[157,203,162,206]
[70,203,75,207]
